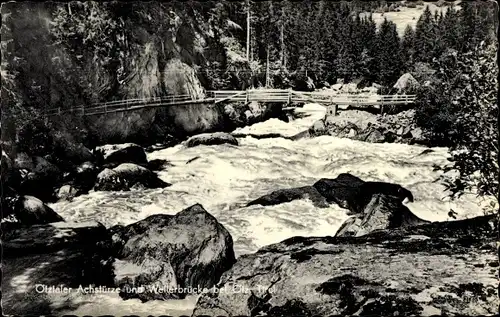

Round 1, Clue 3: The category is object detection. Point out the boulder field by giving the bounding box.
[2,143,170,228]
[2,204,236,315]
[1,171,497,315]
[310,109,427,145]
[2,133,497,316]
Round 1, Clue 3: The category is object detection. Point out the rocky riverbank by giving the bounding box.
[193,213,498,316]
[3,105,497,315]
[310,109,428,145]
[3,165,498,315]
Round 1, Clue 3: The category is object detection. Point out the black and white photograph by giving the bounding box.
[1,0,498,316]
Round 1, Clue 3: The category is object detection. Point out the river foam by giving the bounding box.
[50,103,492,257]
[47,103,493,316]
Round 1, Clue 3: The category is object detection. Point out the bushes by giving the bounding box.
[415,43,498,202]
[17,118,54,157]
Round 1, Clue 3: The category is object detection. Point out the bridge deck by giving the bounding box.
[44,89,416,117]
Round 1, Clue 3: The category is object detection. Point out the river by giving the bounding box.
[48,103,492,315]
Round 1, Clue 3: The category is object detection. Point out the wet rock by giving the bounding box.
[311,120,326,134]
[384,131,398,143]
[224,104,246,127]
[5,195,64,226]
[109,204,236,301]
[186,132,238,147]
[2,221,114,315]
[147,158,171,171]
[361,127,385,143]
[96,143,148,168]
[193,215,498,317]
[335,194,430,237]
[94,163,170,192]
[19,156,62,202]
[313,173,414,215]
[247,186,329,208]
[410,127,425,143]
[94,168,125,191]
[347,128,358,138]
[56,185,80,201]
[313,173,365,212]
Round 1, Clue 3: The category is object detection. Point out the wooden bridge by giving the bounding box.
[44,89,416,117]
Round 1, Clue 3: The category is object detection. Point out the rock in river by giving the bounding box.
[95,143,148,168]
[3,195,64,226]
[94,163,170,191]
[313,173,414,215]
[109,204,236,301]
[186,132,238,147]
[193,214,498,316]
[247,186,329,208]
[335,194,430,238]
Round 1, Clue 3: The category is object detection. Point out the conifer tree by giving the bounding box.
[401,25,416,72]
[414,5,436,63]
[376,18,403,86]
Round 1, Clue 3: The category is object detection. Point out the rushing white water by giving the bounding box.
[47,103,493,316]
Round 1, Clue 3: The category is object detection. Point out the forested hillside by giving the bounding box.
[1,1,497,201]
[2,1,496,114]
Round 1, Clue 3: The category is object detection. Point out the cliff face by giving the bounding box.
[1,2,246,146]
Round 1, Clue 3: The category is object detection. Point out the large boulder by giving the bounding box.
[313,173,414,215]
[56,185,80,201]
[313,173,365,212]
[310,120,326,135]
[94,163,170,192]
[247,186,329,208]
[2,221,114,315]
[109,204,236,301]
[95,143,148,168]
[186,132,239,147]
[335,194,430,238]
[19,156,62,202]
[359,127,386,143]
[3,195,64,226]
[193,215,498,316]
[147,158,172,171]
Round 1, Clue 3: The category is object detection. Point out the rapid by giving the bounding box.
[47,103,493,315]
[50,103,491,257]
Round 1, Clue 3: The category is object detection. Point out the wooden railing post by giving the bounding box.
[82,105,85,116]
[245,90,249,104]
[58,107,61,116]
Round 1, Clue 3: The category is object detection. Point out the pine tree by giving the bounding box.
[413,5,436,63]
[401,25,415,72]
[442,6,461,51]
[376,18,403,86]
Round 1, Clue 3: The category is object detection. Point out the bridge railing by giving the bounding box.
[44,89,417,117]
[44,93,201,116]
